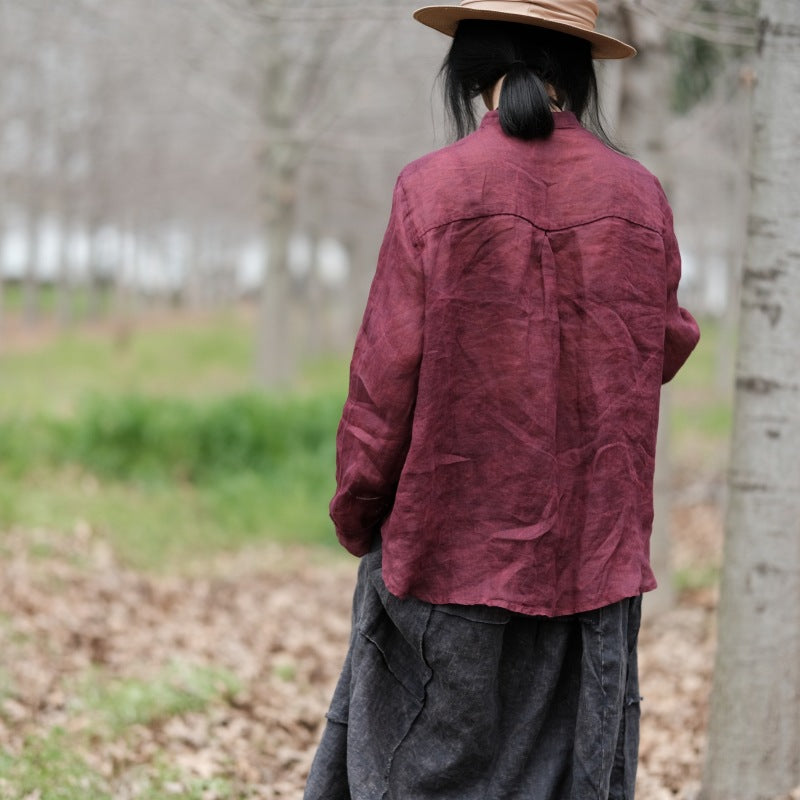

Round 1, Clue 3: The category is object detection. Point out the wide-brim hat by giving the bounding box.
[413,0,636,59]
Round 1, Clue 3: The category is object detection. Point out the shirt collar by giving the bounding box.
[479,109,581,131]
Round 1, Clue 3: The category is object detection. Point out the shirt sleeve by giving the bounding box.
[660,190,701,383]
[329,176,424,556]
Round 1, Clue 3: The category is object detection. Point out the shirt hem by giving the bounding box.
[382,572,658,618]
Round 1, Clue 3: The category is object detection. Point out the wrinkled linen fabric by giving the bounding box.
[304,545,643,800]
[330,110,700,616]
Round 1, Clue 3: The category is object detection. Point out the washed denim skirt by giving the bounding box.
[305,545,642,800]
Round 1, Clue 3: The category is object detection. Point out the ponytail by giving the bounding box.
[440,19,616,147]
[498,61,554,140]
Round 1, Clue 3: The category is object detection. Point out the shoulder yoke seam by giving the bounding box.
[416,211,662,240]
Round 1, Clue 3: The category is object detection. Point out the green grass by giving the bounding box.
[1,282,60,315]
[0,727,235,800]
[674,564,721,593]
[0,433,339,570]
[62,391,340,483]
[0,311,349,567]
[0,729,111,800]
[0,309,730,571]
[0,310,258,418]
[667,316,732,472]
[73,662,242,734]
[0,735,235,800]
[0,662,242,799]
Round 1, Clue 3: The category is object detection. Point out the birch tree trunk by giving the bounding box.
[56,220,75,327]
[701,1,800,797]
[250,2,401,384]
[22,213,42,325]
[257,152,298,385]
[716,69,755,394]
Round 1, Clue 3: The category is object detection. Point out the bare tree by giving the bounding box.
[701,0,800,796]
[198,0,442,384]
[1,0,267,328]
[0,0,445,360]
[227,0,403,383]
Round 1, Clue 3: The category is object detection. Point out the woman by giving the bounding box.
[305,1,699,798]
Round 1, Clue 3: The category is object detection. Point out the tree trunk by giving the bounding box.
[701,1,800,797]
[55,220,74,328]
[111,225,139,350]
[716,69,756,394]
[256,170,296,385]
[85,225,105,320]
[304,231,325,358]
[22,214,41,325]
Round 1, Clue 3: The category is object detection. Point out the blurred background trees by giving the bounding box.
[0,0,755,382]
[0,0,441,381]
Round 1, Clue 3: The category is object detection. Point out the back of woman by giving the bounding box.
[306,3,700,799]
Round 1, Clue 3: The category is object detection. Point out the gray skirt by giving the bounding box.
[305,545,642,800]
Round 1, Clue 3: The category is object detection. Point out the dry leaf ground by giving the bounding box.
[0,496,785,800]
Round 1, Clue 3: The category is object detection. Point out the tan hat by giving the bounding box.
[413,0,636,59]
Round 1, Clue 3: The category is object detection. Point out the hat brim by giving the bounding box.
[413,5,636,59]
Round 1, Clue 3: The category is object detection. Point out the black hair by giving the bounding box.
[441,19,616,146]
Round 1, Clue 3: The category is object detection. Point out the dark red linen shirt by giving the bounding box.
[330,110,700,616]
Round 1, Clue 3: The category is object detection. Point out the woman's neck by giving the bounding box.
[482,77,563,112]
[482,77,505,111]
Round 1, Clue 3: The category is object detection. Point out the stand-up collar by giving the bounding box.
[479,109,581,131]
